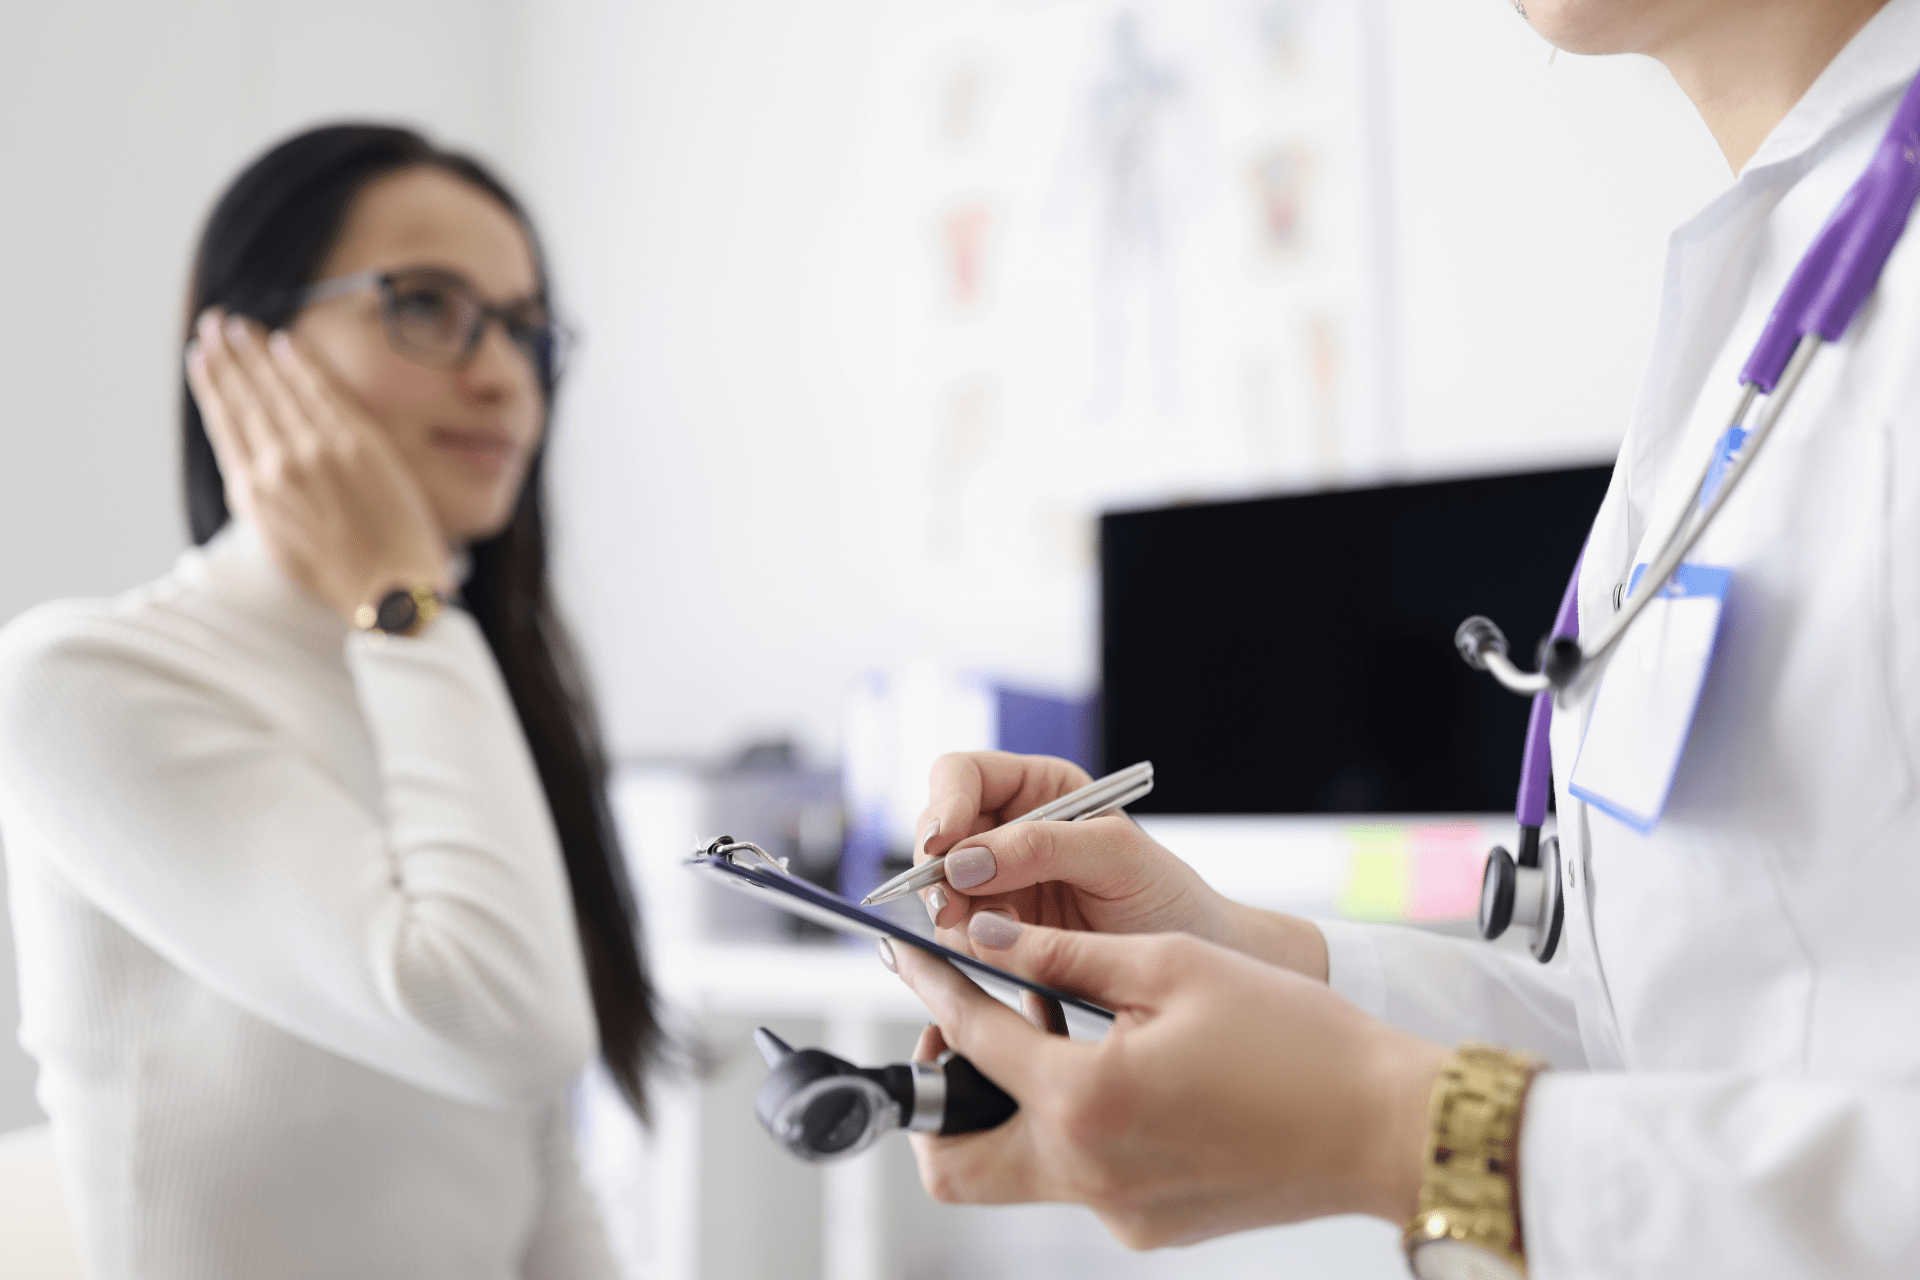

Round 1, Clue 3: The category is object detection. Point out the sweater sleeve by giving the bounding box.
[1317,917,1588,1068]
[0,602,596,1109]
[521,1100,621,1280]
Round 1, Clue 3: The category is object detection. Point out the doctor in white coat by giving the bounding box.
[884,0,1920,1275]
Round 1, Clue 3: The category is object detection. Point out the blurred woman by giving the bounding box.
[0,125,658,1279]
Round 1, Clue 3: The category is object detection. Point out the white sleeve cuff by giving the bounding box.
[1314,917,1388,1020]
[1307,919,1585,1066]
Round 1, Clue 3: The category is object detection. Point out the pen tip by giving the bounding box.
[858,894,876,905]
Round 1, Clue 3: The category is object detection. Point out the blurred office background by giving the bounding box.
[0,0,1724,1276]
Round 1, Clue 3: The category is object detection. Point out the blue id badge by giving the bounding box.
[1568,428,1741,833]
[1567,563,1731,832]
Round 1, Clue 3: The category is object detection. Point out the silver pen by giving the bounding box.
[860,761,1155,906]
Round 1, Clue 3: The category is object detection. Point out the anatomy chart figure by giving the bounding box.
[1056,12,1207,422]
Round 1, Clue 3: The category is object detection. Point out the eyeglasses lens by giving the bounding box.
[382,272,481,363]
[379,270,567,384]
[516,322,563,387]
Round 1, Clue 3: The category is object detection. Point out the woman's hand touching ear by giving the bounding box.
[186,309,452,621]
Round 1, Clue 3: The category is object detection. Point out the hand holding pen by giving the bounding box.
[889,752,1252,954]
[864,761,1155,904]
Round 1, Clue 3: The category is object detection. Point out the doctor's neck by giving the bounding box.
[1529,0,1891,173]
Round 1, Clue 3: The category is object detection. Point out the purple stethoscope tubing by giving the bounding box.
[1743,70,1920,391]
[1515,553,1583,829]
[1472,68,1920,961]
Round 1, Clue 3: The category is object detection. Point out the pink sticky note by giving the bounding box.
[1408,824,1487,921]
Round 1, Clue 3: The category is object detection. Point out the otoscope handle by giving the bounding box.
[752,1027,1019,1159]
[939,1053,1019,1135]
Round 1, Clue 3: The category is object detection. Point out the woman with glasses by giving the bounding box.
[0,125,655,1278]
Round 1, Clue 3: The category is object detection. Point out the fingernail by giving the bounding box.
[925,885,947,925]
[875,937,897,972]
[198,311,224,344]
[183,341,203,372]
[968,910,1020,950]
[919,818,941,852]
[946,846,996,890]
[268,330,293,356]
[223,317,252,347]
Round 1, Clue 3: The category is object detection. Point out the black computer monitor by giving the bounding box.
[1099,462,1614,814]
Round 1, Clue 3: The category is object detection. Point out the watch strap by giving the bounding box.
[1404,1042,1543,1275]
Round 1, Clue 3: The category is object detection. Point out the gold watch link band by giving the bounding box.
[1403,1042,1544,1274]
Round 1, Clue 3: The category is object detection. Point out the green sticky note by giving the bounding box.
[1340,826,1410,920]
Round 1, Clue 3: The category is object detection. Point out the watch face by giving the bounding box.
[373,589,421,635]
[1409,1239,1526,1280]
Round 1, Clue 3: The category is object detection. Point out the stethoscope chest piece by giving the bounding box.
[1479,834,1564,962]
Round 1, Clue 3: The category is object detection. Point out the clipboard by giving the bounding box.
[687,843,1115,1041]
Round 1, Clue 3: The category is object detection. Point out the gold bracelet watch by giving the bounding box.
[1402,1042,1544,1280]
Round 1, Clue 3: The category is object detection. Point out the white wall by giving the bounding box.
[518,0,910,766]
[0,0,536,1134]
[1386,2,1725,472]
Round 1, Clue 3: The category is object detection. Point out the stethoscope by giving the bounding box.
[1455,68,1920,963]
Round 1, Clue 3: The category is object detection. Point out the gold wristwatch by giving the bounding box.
[353,580,447,640]
[1403,1042,1544,1280]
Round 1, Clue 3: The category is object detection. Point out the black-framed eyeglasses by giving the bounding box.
[291,266,575,388]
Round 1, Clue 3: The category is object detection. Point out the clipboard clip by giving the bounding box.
[699,835,792,876]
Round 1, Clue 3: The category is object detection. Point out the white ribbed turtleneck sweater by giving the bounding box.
[0,523,619,1279]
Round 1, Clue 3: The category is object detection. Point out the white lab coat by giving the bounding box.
[1317,6,1920,1275]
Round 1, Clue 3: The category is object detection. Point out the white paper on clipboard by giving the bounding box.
[687,854,1115,1041]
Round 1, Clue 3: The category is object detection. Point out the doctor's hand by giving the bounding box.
[892,914,1444,1245]
[916,752,1328,980]
[186,309,453,622]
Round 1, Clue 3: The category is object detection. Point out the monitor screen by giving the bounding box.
[1100,463,1614,814]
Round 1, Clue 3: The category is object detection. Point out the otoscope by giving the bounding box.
[750,1027,1018,1162]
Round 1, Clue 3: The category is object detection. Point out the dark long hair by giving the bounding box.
[182,124,661,1118]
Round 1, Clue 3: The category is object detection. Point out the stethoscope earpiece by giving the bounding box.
[750,1026,1018,1163]
[1456,616,1586,695]
[1454,616,1507,671]
[1539,636,1584,689]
